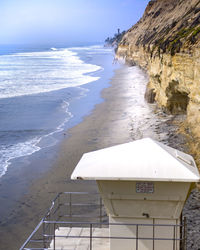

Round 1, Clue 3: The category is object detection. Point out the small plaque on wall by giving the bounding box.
[136,182,154,193]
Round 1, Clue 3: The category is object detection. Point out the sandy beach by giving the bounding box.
[0,64,195,250]
[0,64,137,249]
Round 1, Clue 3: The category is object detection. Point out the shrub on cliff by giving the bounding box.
[105,29,126,47]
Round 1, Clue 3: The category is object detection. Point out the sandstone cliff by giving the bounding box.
[116,0,200,166]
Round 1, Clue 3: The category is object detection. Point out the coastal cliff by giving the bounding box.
[116,0,200,167]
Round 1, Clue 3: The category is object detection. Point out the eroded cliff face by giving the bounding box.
[116,0,200,164]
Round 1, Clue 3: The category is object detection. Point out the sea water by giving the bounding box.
[0,44,115,177]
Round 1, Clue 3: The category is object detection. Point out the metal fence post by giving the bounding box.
[58,194,60,220]
[42,221,46,248]
[173,225,176,250]
[136,224,138,250]
[69,193,72,228]
[69,193,72,218]
[100,197,102,228]
[180,213,183,250]
[153,219,155,250]
[49,213,51,242]
[90,224,93,250]
[53,223,56,250]
[184,217,187,250]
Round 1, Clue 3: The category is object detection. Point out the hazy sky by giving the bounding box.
[0,0,149,45]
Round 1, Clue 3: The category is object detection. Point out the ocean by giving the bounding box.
[0,44,117,178]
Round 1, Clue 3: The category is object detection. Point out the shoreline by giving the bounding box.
[0,64,196,249]
[1,64,133,250]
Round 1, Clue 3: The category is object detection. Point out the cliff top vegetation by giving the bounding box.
[105,29,126,47]
[119,0,200,56]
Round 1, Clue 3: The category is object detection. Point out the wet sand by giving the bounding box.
[0,64,198,249]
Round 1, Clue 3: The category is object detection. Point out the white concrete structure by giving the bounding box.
[71,138,200,250]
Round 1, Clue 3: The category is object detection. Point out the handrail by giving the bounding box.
[43,220,183,227]
[20,192,105,249]
[20,192,187,250]
[20,219,44,250]
[44,192,61,218]
[21,221,186,250]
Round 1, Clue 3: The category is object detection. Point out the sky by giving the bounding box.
[0,0,149,45]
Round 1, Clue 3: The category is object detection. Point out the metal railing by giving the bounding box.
[20,192,107,250]
[20,192,187,250]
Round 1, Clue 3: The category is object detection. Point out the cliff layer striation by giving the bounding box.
[116,0,200,165]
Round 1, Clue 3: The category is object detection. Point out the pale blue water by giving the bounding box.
[0,44,116,177]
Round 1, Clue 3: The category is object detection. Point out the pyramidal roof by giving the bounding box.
[71,138,200,182]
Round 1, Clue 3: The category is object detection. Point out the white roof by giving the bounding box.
[71,138,200,182]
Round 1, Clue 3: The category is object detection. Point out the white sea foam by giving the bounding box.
[45,100,74,136]
[0,45,109,178]
[0,47,102,99]
[0,97,75,177]
[70,45,113,54]
[0,138,41,177]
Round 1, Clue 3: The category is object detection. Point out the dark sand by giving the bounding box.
[0,64,199,250]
